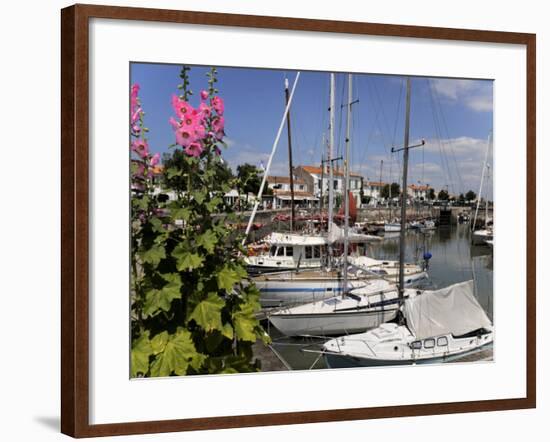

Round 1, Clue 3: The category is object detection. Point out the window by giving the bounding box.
[286,246,293,257]
[333,180,338,190]
[269,245,277,256]
[411,341,422,350]
[276,247,284,256]
[437,337,448,347]
[424,338,435,349]
[314,246,321,258]
[305,246,312,259]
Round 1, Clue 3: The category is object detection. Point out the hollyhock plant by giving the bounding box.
[200,90,209,100]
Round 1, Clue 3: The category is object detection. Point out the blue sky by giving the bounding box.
[131,63,493,196]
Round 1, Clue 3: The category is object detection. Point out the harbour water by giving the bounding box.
[263,223,493,371]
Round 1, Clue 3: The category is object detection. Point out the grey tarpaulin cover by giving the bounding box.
[403,280,492,340]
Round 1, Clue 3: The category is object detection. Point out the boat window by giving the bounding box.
[276,247,285,256]
[305,246,312,259]
[437,337,448,347]
[411,341,422,350]
[286,246,293,257]
[314,246,321,258]
[424,338,435,349]
[269,245,277,256]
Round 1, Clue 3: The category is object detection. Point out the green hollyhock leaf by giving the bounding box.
[189,293,225,332]
[140,244,166,266]
[217,266,240,293]
[150,217,165,233]
[131,332,152,377]
[165,167,180,179]
[233,304,259,342]
[150,331,169,355]
[196,230,217,254]
[178,253,204,271]
[172,244,204,271]
[206,196,222,212]
[171,207,191,221]
[221,323,234,340]
[143,273,182,317]
[150,329,205,377]
[192,190,206,204]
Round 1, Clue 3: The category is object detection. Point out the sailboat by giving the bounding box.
[321,78,494,368]
[472,133,494,246]
[267,75,429,331]
[322,280,493,367]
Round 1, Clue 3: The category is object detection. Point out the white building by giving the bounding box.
[265,175,317,209]
[294,165,363,206]
[363,181,387,202]
[407,184,430,201]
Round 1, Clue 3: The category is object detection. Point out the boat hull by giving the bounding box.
[256,279,365,308]
[269,308,398,337]
[324,341,493,368]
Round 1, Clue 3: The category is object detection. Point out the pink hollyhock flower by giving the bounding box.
[169,117,180,130]
[185,141,204,157]
[150,152,160,167]
[171,95,193,119]
[131,140,149,158]
[130,83,140,108]
[193,123,206,140]
[131,107,142,124]
[175,126,196,147]
[132,124,141,134]
[198,102,211,119]
[211,96,224,115]
[200,90,209,100]
[214,146,221,155]
[211,116,225,140]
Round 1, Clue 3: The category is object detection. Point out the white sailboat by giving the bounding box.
[322,280,493,367]
[472,133,494,246]
[267,75,429,332]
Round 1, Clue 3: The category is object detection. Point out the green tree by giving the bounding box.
[438,189,450,201]
[236,163,262,206]
[427,187,436,200]
[381,182,400,200]
[458,193,465,204]
[465,190,477,202]
[130,68,268,378]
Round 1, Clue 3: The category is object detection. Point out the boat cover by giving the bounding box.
[403,280,492,340]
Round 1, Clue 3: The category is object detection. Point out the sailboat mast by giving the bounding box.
[398,77,412,299]
[473,131,492,232]
[328,73,335,233]
[343,74,352,294]
[284,77,296,231]
[379,160,383,219]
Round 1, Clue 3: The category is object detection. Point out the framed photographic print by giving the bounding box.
[61,3,536,437]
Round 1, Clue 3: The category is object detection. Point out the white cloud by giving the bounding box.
[430,78,493,113]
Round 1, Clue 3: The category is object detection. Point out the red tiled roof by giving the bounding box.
[267,175,306,185]
[297,165,362,178]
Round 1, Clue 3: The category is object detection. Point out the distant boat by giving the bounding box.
[255,263,428,309]
[472,228,493,245]
[245,232,329,275]
[384,222,401,232]
[322,280,493,368]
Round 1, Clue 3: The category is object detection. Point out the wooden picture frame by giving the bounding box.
[61,3,536,437]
